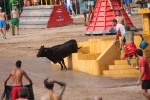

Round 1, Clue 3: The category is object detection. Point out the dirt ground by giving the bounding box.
[0,14,146,100]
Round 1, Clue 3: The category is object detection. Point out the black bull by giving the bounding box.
[36,39,81,70]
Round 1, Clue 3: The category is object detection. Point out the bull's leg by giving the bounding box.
[58,61,64,70]
[61,59,67,70]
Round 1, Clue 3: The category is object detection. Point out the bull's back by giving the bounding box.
[57,42,78,58]
[49,39,78,59]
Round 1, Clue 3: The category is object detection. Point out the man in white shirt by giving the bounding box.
[112,19,125,43]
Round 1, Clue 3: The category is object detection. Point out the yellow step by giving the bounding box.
[109,65,135,70]
[114,59,136,65]
[115,58,150,65]
[103,69,139,75]
[144,51,150,57]
[103,73,139,78]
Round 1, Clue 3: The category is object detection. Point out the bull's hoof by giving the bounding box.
[65,68,67,70]
[61,68,63,70]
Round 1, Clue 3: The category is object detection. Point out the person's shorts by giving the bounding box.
[142,80,150,89]
[12,86,23,100]
[67,5,73,11]
[88,1,94,6]
[124,0,131,4]
[12,18,19,26]
[0,20,6,28]
[81,9,88,14]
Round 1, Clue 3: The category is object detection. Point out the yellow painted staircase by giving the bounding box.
[103,51,150,78]
[54,35,150,77]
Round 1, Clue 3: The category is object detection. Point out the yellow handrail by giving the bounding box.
[46,0,47,5]
[41,0,43,5]
[40,0,52,5]
[50,0,52,5]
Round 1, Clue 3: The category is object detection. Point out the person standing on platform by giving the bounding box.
[87,0,94,21]
[79,0,88,26]
[124,0,132,16]
[11,5,20,35]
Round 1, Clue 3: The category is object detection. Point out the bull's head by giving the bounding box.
[37,45,48,57]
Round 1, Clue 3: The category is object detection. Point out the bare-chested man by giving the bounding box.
[115,10,126,26]
[0,7,7,39]
[113,10,127,50]
[41,78,66,100]
[4,60,33,100]
[11,5,20,35]
[122,26,144,69]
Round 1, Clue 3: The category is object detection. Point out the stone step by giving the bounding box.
[21,9,52,17]
[23,5,54,10]
[109,64,135,70]
[19,25,46,28]
[20,16,50,21]
[103,69,139,75]
[20,20,48,25]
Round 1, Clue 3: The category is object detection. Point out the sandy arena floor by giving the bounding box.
[0,14,146,100]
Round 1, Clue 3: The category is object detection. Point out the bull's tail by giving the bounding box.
[78,46,82,49]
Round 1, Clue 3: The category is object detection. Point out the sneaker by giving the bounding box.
[128,12,132,16]
[127,58,131,65]
[3,35,6,39]
[73,14,75,17]
[128,14,131,16]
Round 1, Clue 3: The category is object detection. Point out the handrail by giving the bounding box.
[41,0,53,5]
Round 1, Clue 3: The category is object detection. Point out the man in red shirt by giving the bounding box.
[136,49,150,100]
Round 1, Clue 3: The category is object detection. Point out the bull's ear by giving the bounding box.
[45,49,47,52]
